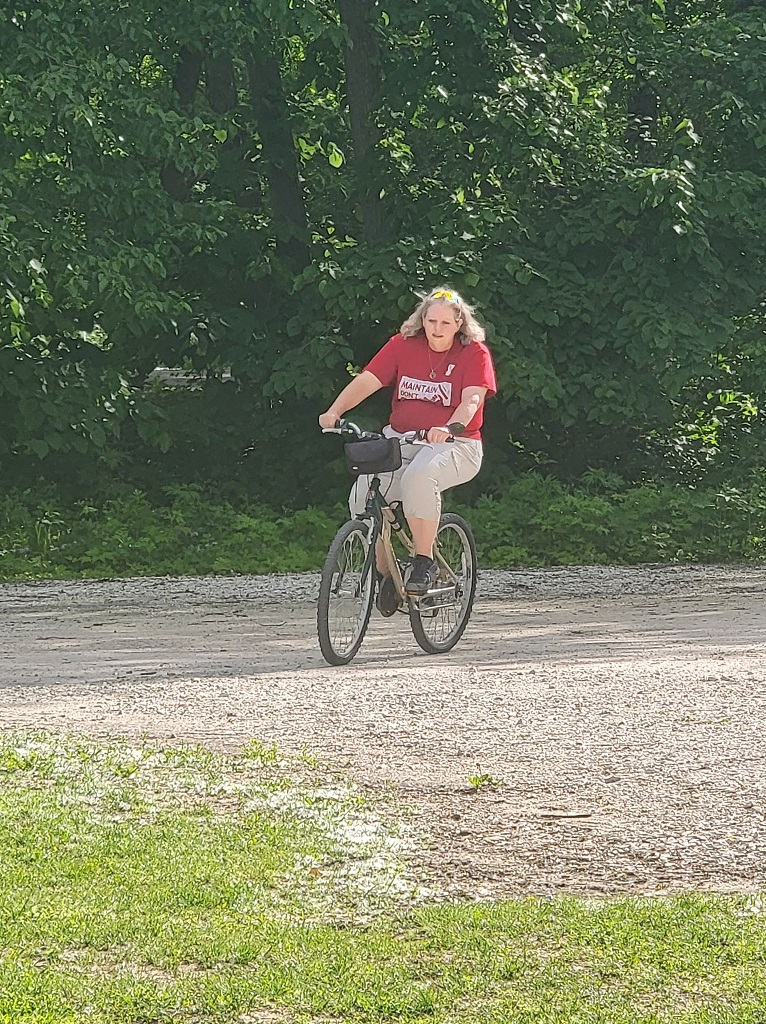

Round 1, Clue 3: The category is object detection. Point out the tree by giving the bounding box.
[1,0,764,489]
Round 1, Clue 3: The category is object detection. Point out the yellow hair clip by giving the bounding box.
[431,289,458,302]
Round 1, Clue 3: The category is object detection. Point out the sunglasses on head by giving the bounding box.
[431,289,458,302]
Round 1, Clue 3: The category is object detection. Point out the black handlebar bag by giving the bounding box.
[344,437,402,477]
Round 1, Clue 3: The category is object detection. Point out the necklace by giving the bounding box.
[427,342,453,380]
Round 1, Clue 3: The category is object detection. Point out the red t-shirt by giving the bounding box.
[364,333,497,440]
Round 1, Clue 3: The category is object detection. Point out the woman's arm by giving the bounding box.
[425,386,487,444]
[445,385,487,430]
[421,385,487,442]
[318,370,384,428]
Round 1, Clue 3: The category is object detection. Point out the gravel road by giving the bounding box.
[1,564,765,899]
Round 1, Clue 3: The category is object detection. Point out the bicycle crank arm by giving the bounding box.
[409,584,457,604]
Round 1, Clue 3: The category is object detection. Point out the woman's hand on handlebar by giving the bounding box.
[318,410,340,430]
[426,426,453,444]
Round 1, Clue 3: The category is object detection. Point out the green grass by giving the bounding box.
[1,733,765,1023]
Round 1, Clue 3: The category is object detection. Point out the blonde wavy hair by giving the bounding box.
[400,287,485,346]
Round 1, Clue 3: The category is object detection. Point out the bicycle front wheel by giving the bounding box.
[409,513,477,655]
[317,519,376,666]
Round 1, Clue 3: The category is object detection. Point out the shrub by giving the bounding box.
[1,473,765,583]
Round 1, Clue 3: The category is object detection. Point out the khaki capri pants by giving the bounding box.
[348,426,483,522]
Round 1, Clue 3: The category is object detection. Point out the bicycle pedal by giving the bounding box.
[376,574,401,617]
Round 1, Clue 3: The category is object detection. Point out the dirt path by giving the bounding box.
[1,565,765,899]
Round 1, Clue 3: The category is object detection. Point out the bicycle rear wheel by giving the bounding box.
[317,519,375,665]
[409,513,477,655]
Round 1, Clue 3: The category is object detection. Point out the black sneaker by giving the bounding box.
[405,555,439,595]
[376,572,401,617]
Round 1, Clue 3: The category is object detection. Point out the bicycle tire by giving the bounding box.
[317,519,376,665]
[409,513,477,655]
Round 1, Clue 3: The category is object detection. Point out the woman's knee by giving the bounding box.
[401,466,441,521]
[348,478,368,517]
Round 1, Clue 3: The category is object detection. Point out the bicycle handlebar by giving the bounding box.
[322,418,465,443]
[321,419,383,440]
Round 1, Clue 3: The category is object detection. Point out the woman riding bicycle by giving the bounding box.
[318,287,497,597]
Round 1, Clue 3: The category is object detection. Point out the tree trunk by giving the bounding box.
[337,0,386,246]
[160,47,203,201]
[174,46,204,110]
[625,0,659,152]
[205,52,238,113]
[246,45,310,271]
[505,0,534,45]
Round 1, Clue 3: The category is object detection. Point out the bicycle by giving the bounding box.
[317,419,478,666]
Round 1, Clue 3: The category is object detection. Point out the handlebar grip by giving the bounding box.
[422,427,461,442]
[322,418,370,439]
[406,428,457,444]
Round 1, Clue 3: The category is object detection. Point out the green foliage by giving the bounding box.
[450,471,766,567]
[1,0,765,492]
[467,771,501,792]
[2,472,764,582]
[0,484,341,579]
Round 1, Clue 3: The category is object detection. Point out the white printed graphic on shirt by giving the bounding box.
[398,375,453,406]
[445,364,455,377]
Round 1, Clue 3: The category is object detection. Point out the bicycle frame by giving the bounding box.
[358,476,459,605]
[318,419,478,664]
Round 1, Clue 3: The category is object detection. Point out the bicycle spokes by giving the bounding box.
[409,515,476,654]
[318,521,375,665]
[331,537,367,629]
